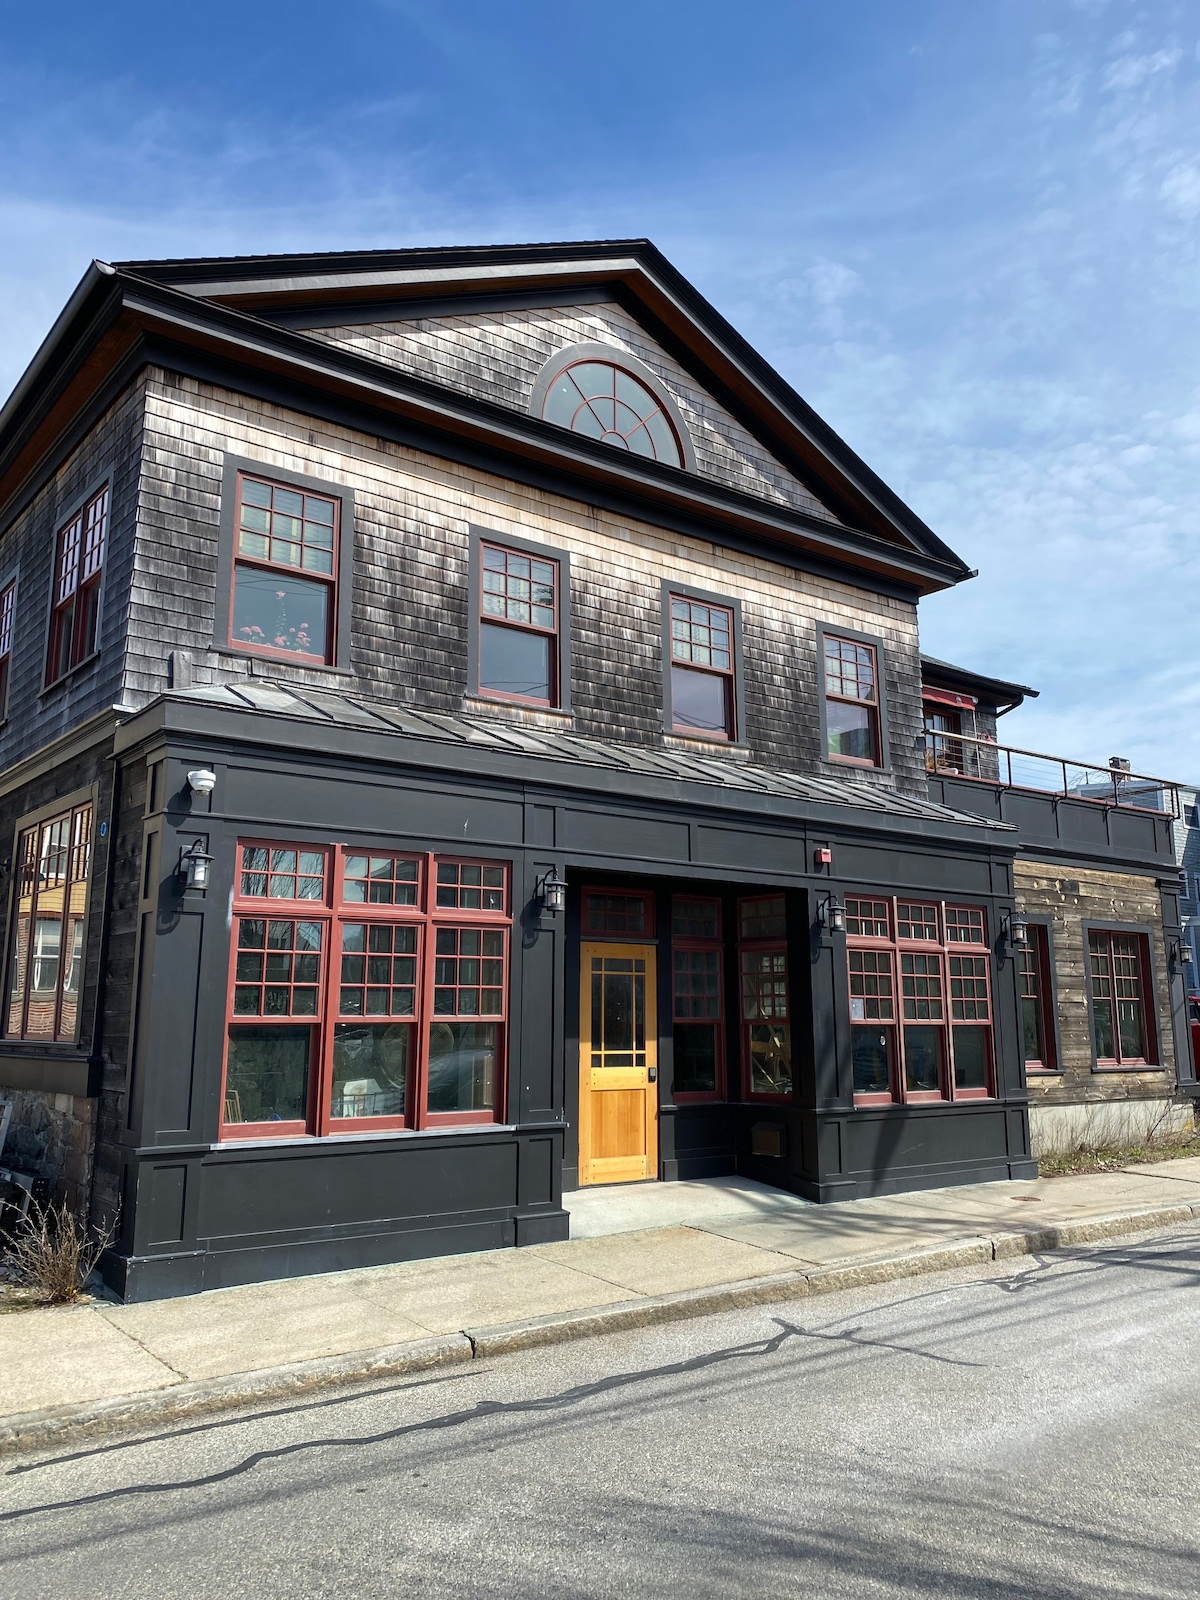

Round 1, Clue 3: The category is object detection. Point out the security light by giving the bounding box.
[186,768,217,795]
[178,839,214,891]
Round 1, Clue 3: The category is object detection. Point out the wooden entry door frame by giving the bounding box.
[578,941,659,1185]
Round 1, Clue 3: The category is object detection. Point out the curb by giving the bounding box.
[3,1201,1195,1459]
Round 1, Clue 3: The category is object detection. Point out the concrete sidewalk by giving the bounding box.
[4,1157,1200,1454]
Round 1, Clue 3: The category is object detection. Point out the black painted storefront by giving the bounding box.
[99,696,1034,1301]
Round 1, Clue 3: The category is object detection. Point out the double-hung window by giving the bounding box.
[824,634,881,766]
[671,896,724,1098]
[668,596,736,740]
[1088,930,1155,1067]
[0,580,15,718]
[478,541,561,706]
[47,487,107,685]
[738,894,791,1098]
[231,474,339,665]
[848,896,993,1104]
[222,843,510,1138]
[5,802,92,1043]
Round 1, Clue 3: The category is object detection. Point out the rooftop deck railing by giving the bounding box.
[924,730,1181,818]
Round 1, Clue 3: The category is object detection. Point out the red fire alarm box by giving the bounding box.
[814,846,833,867]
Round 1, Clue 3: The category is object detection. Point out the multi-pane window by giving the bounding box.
[738,894,791,1098]
[585,890,653,936]
[222,845,511,1137]
[230,474,339,665]
[478,542,560,706]
[824,634,881,766]
[541,358,685,467]
[672,896,724,1097]
[0,580,14,717]
[923,706,964,773]
[1019,926,1057,1073]
[1088,930,1154,1066]
[847,895,992,1104]
[5,802,92,1043]
[669,596,736,740]
[46,487,107,685]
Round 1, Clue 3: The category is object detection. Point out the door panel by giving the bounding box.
[579,942,658,1185]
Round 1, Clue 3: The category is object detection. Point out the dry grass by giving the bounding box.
[2,1200,114,1306]
[1037,1127,1200,1178]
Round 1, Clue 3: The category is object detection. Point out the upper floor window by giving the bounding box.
[478,541,560,706]
[46,487,107,686]
[0,580,15,718]
[823,633,882,767]
[668,595,736,740]
[231,474,339,665]
[5,801,93,1043]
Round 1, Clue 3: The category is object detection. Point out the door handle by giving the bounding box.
[648,1068,657,1082]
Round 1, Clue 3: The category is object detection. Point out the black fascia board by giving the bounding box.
[111,271,970,591]
[109,238,969,573]
[920,653,1039,713]
[115,693,1018,857]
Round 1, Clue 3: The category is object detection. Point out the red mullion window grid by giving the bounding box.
[221,842,333,1142]
[229,474,339,667]
[1089,930,1156,1067]
[322,848,427,1136]
[583,886,656,940]
[896,898,950,1105]
[1020,925,1057,1074]
[46,487,107,685]
[824,635,881,769]
[847,910,899,1107]
[668,595,736,742]
[421,853,510,1128]
[670,896,725,1104]
[737,894,792,1104]
[0,579,15,717]
[478,541,559,709]
[944,902,994,1098]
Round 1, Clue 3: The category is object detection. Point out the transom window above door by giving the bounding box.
[533,345,691,469]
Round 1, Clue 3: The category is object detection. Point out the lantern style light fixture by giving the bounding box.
[536,867,568,915]
[1002,911,1029,950]
[178,839,215,891]
[817,893,846,934]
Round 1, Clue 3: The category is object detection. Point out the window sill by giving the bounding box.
[1091,1062,1165,1073]
[40,651,101,697]
[213,645,351,676]
[215,1122,517,1150]
[463,695,574,726]
[823,755,887,774]
[663,733,750,759]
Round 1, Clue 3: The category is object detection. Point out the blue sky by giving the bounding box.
[2,1,1198,775]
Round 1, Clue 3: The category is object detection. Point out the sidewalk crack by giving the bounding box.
[95,1311,189,1383]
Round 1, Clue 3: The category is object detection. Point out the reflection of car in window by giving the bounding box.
[427,1022,498,1114]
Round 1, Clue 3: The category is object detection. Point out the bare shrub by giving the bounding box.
[4,1201,114,1305]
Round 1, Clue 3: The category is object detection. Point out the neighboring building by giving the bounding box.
[923,658,1197,1155]
[1170,787,1200,980]
[0,241,1188,1301]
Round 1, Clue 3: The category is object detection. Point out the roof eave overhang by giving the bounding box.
[0,264,971,595]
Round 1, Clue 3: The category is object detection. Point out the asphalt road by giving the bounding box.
[3,1225,1199,1599]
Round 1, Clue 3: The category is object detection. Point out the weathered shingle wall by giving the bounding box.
[126,370,928,797]
[306,302,840,524]
[0,379,145,768]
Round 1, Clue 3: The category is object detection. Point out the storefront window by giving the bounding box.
[738,894,791,1098]
[671,896,724,1098]
[5,800,92,1043]
[222,843,510,1138]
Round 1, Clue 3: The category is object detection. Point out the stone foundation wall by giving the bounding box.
[0,1088,97,1214]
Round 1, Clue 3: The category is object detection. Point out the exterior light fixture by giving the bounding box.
[178,839,214,891]
[536,867,568,915]
[817,893,846,934]
[1170,938,1193,969]
[1002,912,1029,949]
[186,768,217,795]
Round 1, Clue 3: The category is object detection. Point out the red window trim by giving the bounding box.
[582,886,656,940]
[477,539,561,709]
[221,844,511,1141]
[847,895,994,1106]
[1087,927,1158,1069]
[670,895,725,1103]
[542,357,686,467]
[823,634,883,770]
[668,593,736,742]
[737,893,792,1103]
[4,801,93,1044]
[228,472,340,668]
[1020,923,1059,1074]
[0,578,15,718]
[46,487,108,687]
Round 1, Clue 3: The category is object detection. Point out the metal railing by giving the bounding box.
[924,730,1180,818]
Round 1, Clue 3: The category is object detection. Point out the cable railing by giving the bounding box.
[924,730,1180,818]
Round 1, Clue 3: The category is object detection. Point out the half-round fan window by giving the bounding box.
[542,359,685,468]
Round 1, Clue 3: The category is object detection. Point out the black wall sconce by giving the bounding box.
[1170,938,1193,971]
[816,893,846,934]
[178,839,214,891]
[535,867,568,915]
[1000,911,1029,951]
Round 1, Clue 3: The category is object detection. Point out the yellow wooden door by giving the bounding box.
[578,942,658,1185]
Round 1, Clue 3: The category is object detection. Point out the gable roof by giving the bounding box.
[0,239,975,596]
